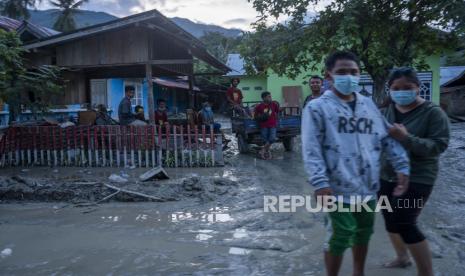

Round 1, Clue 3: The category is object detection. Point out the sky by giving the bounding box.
[37,0,331,31]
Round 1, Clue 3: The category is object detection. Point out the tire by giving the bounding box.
[237,134,249,153]
[283,137,294,152]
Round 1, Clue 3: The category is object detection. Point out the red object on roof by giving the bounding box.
[153,77,200,91]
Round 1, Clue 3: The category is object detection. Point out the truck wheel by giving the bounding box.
[237,134,249,153]
[283,137,294,151]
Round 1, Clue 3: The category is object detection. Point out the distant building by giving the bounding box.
[0,11,230,125]
[441,69,465,117]
[226,53,441,107]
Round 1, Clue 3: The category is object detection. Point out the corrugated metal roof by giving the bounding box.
[21,9,230,73]
[225,54,246,76]
[17,20,60,39]
[0,16,21,31]
[153,77,200,91]
[440,66,465,85]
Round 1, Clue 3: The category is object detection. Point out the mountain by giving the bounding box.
[26,9,242,38]
[28,9,118,29]
[170,17,242,38]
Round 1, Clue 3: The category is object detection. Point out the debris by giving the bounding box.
[108,174,128,183]
[21,169,29,173]
[139,166,169,182]
[59,121,75,128]
[103,183,164,202]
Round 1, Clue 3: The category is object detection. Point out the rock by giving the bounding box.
[108,174,128,183]
[139,167,169,182]
[213,178,238,186]
[182,177,202,191]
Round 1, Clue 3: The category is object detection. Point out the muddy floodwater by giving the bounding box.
[1,123,465,275]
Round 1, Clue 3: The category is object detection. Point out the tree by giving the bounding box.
[0,30,64,122]
[199,32,243,63]
[50,0,88,32]
[194,32,243,99]
[245,0,465,103]
[0,0,41,19]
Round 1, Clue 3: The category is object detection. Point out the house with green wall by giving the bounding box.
[226,53,442,106]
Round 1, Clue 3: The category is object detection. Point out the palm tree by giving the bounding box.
[0,0,41,19]
[50,0,88,32]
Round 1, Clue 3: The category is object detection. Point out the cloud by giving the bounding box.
[38,0,260,29]
[223,18,251,25]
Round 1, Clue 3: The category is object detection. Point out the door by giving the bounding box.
[90,79,108,107]
[282,86,303,107]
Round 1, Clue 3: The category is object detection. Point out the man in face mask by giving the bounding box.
[301,51,410,276]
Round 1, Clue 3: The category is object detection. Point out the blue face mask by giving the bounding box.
[332,74,360,95]
[390,90,417,105]
[205,107,212,112]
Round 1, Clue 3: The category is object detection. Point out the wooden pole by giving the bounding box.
[146,63,155,124]
[188,75,195,109]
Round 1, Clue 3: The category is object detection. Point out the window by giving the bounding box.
[124,80,143,107]
[359,72,432,101]
[254,86,263,91]
[242,87,250,91]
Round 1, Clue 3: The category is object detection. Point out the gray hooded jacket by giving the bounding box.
[301,90,410,203]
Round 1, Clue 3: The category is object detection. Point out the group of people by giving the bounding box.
[227,78,281,159]
[301,51,450,276]
[116,85,169,127]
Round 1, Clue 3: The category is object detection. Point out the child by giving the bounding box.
[301,51,410,276]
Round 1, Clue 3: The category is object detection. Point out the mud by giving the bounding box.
[0,168,240,204]
[0,123,464,275]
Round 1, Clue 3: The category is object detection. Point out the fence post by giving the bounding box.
[210,127,215,167]
[187,124,192,167]
[157,124,162,167]
[151,125,156,167]
[180,125,185,167]
[174,125,178,167]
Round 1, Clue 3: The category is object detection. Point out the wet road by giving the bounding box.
[1,123,465,275]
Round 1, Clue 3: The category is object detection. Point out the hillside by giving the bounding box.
[27,9,242,38]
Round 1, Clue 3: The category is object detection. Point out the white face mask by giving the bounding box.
[332,74,360,95]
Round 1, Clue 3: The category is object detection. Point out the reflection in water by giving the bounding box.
[195,234,213,241]
[228,247,251,255]
[171,207,232,223]
[99,207,232,224]
[101,216,120,222]
[232,229,248,239]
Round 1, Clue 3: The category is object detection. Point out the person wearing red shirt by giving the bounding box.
[254,91,280,159]
[155,99,168,126]
[227,78,248,116]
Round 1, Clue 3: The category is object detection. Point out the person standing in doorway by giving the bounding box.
[303,75,324,107]
[118,86,136,125]
[254,91,280,159]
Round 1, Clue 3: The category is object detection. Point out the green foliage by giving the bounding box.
[245,0,465,103]
[444,50,465,66]
[199,32,243,63]
[50,0,88,32]
[194,32,243,91]
[0,30,64,122]
[0,0,40,19]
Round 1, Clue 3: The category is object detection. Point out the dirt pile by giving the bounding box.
[0,174,240,203]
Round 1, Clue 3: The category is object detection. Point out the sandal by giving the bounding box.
[382,258,412,268]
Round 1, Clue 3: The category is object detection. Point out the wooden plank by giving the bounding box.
[146,63,155,123]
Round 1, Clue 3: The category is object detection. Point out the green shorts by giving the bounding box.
[324,200,376,256]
